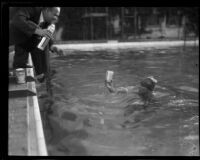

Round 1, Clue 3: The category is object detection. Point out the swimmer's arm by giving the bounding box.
[105,81,127,94]
[119,86,138,94]
[105,80,139,94]
[115,87,129,94]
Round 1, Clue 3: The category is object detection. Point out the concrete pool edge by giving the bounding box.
[8,54,48,156]
[27,54,48,156]
[53,40,199,52]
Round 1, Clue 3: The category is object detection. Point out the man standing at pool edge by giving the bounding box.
[9,7,61,82]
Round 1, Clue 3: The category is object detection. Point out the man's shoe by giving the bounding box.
[37,76,45,83]
[36,74,45,83]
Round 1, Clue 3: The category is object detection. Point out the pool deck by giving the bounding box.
[8,55,47,155]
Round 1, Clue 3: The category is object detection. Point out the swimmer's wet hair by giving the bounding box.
[140,76,157,91]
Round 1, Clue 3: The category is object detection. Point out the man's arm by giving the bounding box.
[10,7,41,37]
[49,34,64,56]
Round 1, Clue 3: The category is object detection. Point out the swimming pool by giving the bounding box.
[41,46,199,156]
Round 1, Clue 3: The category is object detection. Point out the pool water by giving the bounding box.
[41,46,199,156]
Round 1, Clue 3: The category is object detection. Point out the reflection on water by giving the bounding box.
[41,46,199,156]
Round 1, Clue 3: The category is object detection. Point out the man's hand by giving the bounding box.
[50,46,64,56]
[34,28,53,39]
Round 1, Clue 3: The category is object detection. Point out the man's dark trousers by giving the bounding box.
[13,35,47,76]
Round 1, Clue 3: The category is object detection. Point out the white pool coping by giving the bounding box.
[27,54,48,156]
[53,40,199,52]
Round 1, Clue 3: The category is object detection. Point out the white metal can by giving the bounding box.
[15,68,26,84]
[106,70,114,82]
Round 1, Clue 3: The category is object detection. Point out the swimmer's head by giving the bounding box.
[140,76,157,91]
[138,77,157,105]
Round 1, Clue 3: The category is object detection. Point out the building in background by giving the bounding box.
[44,7,199,42]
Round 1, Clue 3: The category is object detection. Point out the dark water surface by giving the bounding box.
[41,46,199,156]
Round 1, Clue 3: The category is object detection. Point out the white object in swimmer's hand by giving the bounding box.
[106,70,114,82]
[37,24,55,50]
[147,76,158,83]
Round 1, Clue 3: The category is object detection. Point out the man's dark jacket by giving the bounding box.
[9,7,51,46]
[9,7,53,76]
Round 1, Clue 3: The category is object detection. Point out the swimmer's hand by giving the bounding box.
[105,80,129,94]
[105,80,116,93]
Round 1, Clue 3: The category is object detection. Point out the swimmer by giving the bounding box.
[138,76,158,105]
[105,71,157,106]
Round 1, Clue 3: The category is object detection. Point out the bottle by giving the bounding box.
[106,70,114,82]
[37,24,55,50]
